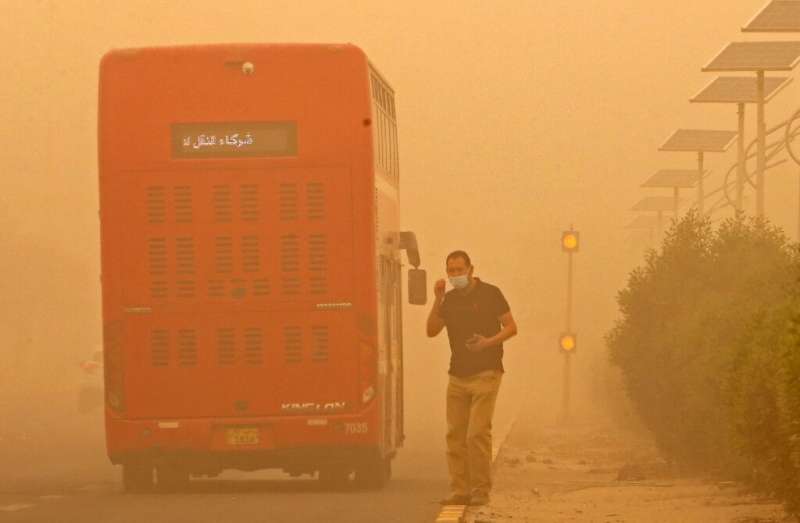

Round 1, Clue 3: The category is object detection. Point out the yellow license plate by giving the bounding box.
[226,427,259,445]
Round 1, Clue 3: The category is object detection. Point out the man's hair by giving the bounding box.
[446,250,472,267]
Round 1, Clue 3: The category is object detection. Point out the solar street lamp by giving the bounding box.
[659,130,737,215]
[743,1,800,33]
[702,41,800,216]
[631,196,679,240]
[690,76,791,212]
[743,1,800,237]
[641,169,700,216]
[625,215,660,247]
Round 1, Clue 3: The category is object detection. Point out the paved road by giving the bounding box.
[0,421,449,523]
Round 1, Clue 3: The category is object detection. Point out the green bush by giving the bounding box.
[607,210,800,510]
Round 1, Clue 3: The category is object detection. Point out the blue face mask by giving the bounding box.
[449,274,470,289]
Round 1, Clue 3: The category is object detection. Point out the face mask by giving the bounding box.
[449,274,470,290]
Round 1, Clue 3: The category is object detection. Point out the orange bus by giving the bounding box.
[98,44,427,492]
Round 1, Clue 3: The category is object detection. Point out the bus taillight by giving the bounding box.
[360,342,376,405]
[362,385,376,404]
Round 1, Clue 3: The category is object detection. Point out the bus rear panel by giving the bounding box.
[98,44,403,485]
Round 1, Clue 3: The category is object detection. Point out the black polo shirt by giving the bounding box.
[439,279,511,377]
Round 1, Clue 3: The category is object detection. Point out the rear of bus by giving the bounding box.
[98,44,387,489]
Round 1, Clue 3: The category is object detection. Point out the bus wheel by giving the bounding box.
[318,466,350,490]
[122,462,154,493]
[354,456,390,490]
[155,465,190,493]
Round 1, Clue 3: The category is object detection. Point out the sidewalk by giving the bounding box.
[467,416,791,523]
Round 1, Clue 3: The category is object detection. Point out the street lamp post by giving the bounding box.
[743,0,800,233]
[631,197,678,240]
[690,76,792,212]
[702,41,800,217]
[659,129,738,215]
[642,169,702,216]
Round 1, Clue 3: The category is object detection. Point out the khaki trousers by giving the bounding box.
[445,369,503,497]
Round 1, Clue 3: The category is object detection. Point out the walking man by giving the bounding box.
[427,250,518,506]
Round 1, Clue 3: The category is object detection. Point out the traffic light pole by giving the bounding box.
[561,248,574,424]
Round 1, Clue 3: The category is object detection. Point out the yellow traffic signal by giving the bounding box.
[562,231,580,252]
[559,333,577,353]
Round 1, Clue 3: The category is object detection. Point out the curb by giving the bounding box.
[433,415,518,523]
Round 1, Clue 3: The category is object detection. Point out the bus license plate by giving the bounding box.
[226,427,259,445]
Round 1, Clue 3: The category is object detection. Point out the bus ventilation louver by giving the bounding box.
[240,184,259,221]
[244,328,264,365]
[217,328,236,366]
[214,236,234,273]
[177,329,197,367]
[146,186,166,223]
[213,185,233,223]
[215,328,264,366]
[309,234,328,295]
[151,329,169,367]
[279,183,298,221]
[174,186,193,223]
[311,326,330,362]
[284,326,302,363]
[307,182,325,220]
[241,236,261,273]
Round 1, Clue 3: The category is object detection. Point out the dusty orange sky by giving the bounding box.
[2,0,798,425]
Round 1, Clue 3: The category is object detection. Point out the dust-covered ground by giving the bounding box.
[468,414,792,523]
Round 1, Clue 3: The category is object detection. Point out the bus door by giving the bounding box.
[379,256,402,452]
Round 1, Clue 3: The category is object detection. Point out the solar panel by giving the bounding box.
[641,170,700,188]
[660,129,738,152]
[631,197,679,212]
[743,0,800,32]
[702,41,800,71]
[690,76,791,103]
[625,215,660,229]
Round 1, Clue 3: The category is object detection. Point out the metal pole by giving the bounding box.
[757,70,766,217]
[737,103,746,212]
[657,210,664,240]
[697,151,705,215]
[561,349,571,424]
[562,248,574,423]
[673,186,680,216]
[566,250,573,329]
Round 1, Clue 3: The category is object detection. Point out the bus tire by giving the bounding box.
[354,455,391,490]
[155,465,190,493]
[122,462,154,493]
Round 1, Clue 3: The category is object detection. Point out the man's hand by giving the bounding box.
[465,334,493,352]
[434,279,446,301]
[427,279,447,337]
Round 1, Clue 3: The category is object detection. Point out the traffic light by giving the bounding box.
[561,230,580,252]
[559,333,577,353]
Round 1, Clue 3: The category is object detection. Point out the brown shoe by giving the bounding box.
[439,494,470,505]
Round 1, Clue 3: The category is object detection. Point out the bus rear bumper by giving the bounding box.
[106,412,383,475]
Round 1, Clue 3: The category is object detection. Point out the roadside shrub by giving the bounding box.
[606,210,800,499]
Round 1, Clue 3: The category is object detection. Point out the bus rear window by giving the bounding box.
[171,121,297,158]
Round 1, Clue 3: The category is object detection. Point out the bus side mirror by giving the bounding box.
[408,269,427,305]
[399,231,421,268]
